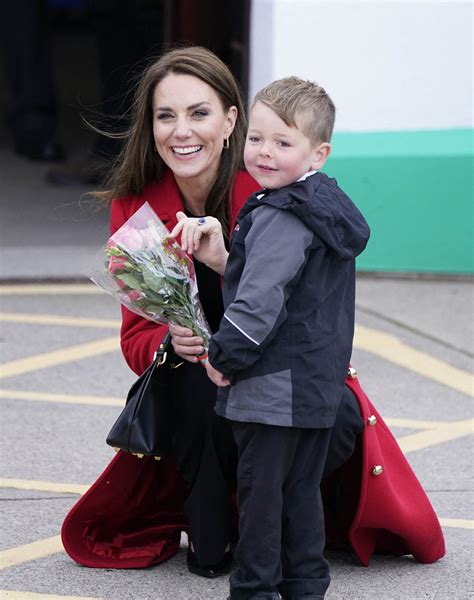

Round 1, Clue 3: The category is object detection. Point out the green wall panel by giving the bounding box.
[324,129,473,274]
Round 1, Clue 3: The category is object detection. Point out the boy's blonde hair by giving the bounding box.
[252,76,336,145]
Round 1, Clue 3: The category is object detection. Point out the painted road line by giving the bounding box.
[1,385,471,454]
[0,389,461,431]
[0,536,63,570]
[354,325,474,397]
[0,313,120,329]
[384,417,453,430]
[0,336,120,379]
[439,518,474,530]
[0,389,123,407]
[0,389,465,433]
[397,419,473,454]
[0,592,102,600]
[0,478,89,495]
[0,284,100,295]
[1,305,473,400]
[0,516,471,575]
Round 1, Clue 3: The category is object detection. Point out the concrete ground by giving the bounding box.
[0,29,473,600]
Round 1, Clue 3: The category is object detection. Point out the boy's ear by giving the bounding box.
[310,142,331,170]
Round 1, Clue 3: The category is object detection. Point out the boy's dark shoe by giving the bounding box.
[186,547,232,578]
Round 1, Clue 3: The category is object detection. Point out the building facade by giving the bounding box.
[248,0,473,274]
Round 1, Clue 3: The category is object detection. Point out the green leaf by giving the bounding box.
[117,273,143,289]
[141,267,168,293]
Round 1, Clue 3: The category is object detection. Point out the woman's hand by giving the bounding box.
[169,211,228,275]
[168,323,205,363]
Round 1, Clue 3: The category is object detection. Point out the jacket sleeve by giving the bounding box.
[208,205,313,377]
[110,198,168,375]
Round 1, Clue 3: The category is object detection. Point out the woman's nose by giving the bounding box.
[174,117,191,138]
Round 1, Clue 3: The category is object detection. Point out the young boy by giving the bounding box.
[205,77,370,600]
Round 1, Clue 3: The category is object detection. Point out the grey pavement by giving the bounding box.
[1,132,474,599]
[0,144,110,281]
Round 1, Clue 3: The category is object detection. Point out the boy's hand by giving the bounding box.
[205,360,231,387]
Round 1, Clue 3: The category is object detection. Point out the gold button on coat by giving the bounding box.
[367,415,377,426]
[372,465,384,476]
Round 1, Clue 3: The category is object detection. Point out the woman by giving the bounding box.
[105,45,258,575]
[61,46,445,575]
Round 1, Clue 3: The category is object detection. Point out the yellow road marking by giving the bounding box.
[1,304,472,399]
[439,518,474,530]
[0,313,120,329]
[0,389,468,438]
[0,391,452,418]
[354,325,474,397]
[0,478,89,495]
[384,417,454,430]
[0,478,470,575]
[0,336,120,379]
[1,385,471,454]
[0,592,101,600]
[0,536,63,570]
[0,389,123,407]
[397,418,473,454]
[0,516,471,576]
[0,284,100,295]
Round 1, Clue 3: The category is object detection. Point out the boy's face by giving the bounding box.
[244,101,329,189]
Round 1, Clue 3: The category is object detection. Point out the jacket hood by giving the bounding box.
[241,172,370,259]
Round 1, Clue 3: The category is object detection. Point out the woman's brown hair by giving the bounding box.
[97,46,247,238]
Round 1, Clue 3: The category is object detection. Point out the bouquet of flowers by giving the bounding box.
[91,202,211,349]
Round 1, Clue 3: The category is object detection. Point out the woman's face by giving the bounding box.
[152,73,237,189]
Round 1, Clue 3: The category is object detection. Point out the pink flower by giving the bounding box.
[141,225,161,249]
[127,290,145,302]
[117,225,143,251]
[108,256,129,274]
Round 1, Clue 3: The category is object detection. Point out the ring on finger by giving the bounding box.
[197,217,206,225]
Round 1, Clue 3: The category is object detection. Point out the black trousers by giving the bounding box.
[230,423,332,600]
[171,362,237,565]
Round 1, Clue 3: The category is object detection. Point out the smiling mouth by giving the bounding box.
[171,145,203,156]
[257,164,277,171]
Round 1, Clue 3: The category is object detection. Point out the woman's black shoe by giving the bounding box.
[186,547,232,578]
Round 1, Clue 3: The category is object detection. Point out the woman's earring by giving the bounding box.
[223,137,230,149]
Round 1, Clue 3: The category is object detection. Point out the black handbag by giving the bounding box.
[106,332,181,459]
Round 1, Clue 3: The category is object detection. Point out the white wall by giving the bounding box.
[249,0,473,132]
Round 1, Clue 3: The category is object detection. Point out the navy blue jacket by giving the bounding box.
[209,172,370,428]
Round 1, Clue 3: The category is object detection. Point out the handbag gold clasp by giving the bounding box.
[156,351,167,366]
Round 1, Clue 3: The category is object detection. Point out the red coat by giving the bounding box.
[61,172,445,568]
